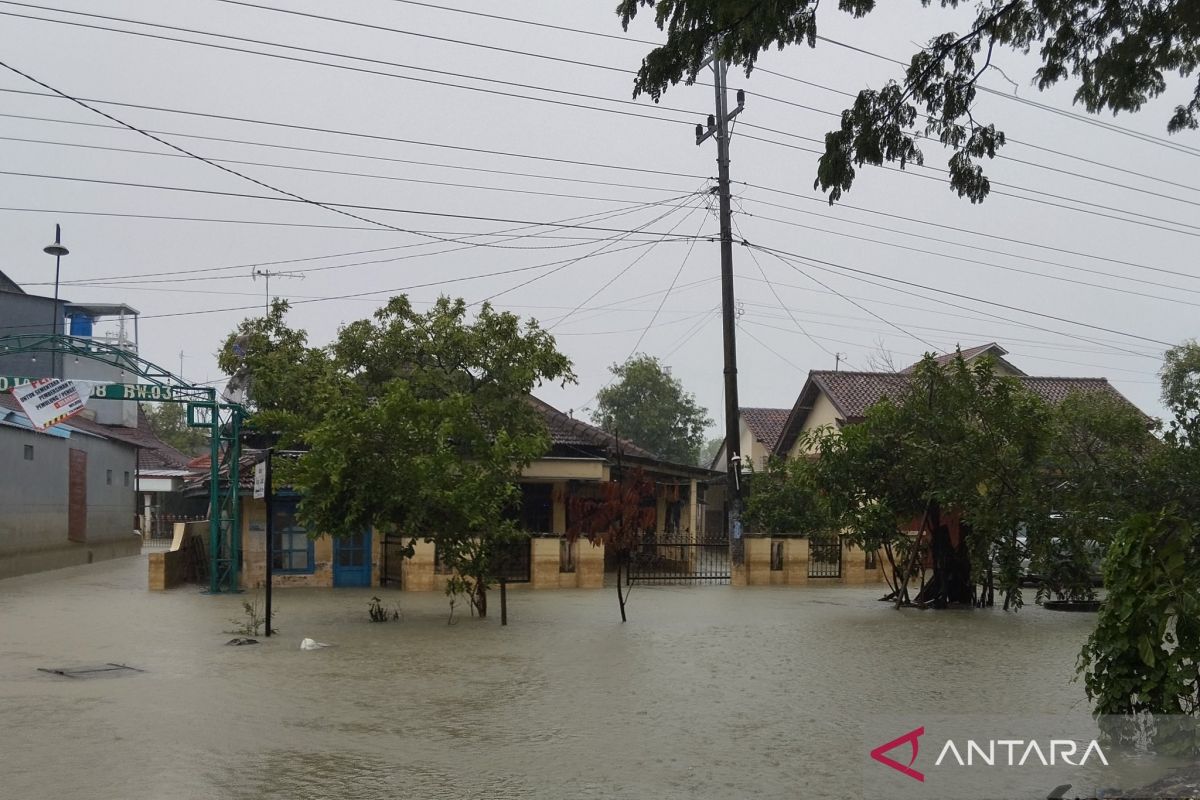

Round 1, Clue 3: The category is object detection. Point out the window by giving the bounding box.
[106,469,113,486]
[770,540,784,571]
[23,444,33,461]
[123,471,131,487]
[559,539,576,573]
[272,501,314,573]
[864,548,878,570]
[515,483,553,533]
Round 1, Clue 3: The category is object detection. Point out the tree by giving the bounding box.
[617,0,1199,203]
[141,402,209,455]
[798,354,1152,608]
[566,464,658,622]
[219,297,575,618]
[1161,340,1200,434]
[592,355,713,465]
[698,435,724,468]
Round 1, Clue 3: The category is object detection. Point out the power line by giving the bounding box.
[746,241,1176,350]
[9,3,1194,222]
[0,87,707,181]
[735,131,1200,239]
[734,194,1200,296]
[739,182,1200,284]
[733,199,1200,308]
[0,167,713,241]
[0,132,701,208]
[0,8,705,129]
[624,208,709,356]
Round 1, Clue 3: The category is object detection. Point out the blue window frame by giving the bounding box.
[272,499,314,573]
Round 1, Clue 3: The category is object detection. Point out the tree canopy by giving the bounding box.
[747,354,1154,608]
[219,297,575,617]
[592,354,713,465]
[140,402,209,456]
[617,0,1199,202]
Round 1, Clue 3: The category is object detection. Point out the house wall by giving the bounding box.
[787,392,842,457]
[734,534,886,587]
[712,416,773,472]
[402,537,605,592]
[0,425,139,579]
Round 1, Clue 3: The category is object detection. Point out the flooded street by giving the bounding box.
[0,556,1097,800]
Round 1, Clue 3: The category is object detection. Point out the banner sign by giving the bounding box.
[0,376,178,401]
[253,461,267,500]
[11,378,89,431]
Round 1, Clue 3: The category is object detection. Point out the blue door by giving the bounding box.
[333,529,372,587]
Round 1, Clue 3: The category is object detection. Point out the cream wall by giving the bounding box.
[787,392,842,458]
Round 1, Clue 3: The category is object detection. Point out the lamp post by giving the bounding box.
[43,224,69,379]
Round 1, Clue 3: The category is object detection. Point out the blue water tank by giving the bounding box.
[68,313,93,337]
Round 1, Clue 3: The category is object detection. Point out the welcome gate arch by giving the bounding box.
[0,332,245,593]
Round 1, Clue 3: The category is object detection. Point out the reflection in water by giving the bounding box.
[0,557,1096,800]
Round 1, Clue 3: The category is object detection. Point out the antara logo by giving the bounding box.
[871,726,926,782]
[870,727,1108,782]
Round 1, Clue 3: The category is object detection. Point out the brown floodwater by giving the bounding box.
[0,556,1097,800]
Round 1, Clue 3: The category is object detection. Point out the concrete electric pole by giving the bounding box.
[696,57,746,563]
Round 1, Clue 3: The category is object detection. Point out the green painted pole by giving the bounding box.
[208,405,221,593]
[228,408,242,592]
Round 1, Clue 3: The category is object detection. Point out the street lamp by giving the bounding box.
[43,224,68,378]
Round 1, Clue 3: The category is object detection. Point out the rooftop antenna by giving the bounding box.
[835,353,846,372]
[251,267,305,315]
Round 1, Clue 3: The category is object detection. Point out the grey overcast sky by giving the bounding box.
[0,0,1196,427]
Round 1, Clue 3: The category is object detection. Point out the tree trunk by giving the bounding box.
[913,506,973,607]
[616,555,628,622]
[473,580,488,618]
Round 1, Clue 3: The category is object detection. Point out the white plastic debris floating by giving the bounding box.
[299,638,331,651]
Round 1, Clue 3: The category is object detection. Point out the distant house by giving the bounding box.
[709,407,792,473]
[773,343,1142,458]
[178,396,717,591]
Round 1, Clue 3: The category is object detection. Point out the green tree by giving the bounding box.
[219,297,575,618]
[698,435,724,468]
[140,402,208,455]
[1161,340,1200,431]
[618,0,1199,203]
[592,355,713,465]
[792,354,1151,608]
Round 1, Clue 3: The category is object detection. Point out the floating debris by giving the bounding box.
[37,663,144,679]
[225,638,259,646]
[299,638,331,651]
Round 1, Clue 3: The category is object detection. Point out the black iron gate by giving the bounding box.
[808,536,842,578]
[381,534,407,587]
[627,532,731,584]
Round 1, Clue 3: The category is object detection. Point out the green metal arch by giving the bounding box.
[0,333,243,593]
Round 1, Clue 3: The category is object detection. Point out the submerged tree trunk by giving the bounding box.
[913,506,974,607]
[473,580,488,619]
[616,555,628,622]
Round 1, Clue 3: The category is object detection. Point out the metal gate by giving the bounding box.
[627,532,731,584]
[381,534,407,588]
[808,536,842,578]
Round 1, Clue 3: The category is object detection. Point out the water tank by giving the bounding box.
[68,313,93,337]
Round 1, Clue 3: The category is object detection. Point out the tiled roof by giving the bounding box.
[740,407,791,450]
[814,371,1135,422]
[775,369,1143,455]
[527,395,658,460]
[900,343,1026,376]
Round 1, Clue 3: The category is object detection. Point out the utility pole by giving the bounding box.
[696,57,746,563]
[251,267,305,314]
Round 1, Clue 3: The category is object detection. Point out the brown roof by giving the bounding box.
[900,343,1026,376]
[775,370,1142,455]
[527,395,658,461]
[740,407,791,450]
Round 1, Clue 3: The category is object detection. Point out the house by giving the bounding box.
[0,391,141,579]
[773,343,1141,458]
[729,343,1144,587]
[168,396,717,591]
[709,407,792,473]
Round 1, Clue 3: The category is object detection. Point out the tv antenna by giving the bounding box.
[251,267,305,314]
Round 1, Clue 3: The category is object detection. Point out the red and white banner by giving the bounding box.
[11,378,89,430]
